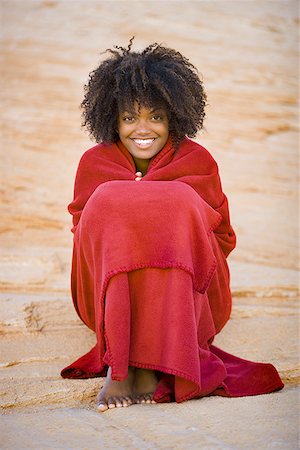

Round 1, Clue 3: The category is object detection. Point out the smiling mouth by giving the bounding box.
[132,138,156,148]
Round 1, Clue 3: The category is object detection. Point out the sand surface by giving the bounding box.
[0,1,299,448]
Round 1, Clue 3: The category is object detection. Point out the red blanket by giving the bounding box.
[61,137,283,401]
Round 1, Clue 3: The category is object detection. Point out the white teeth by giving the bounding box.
[133,139,155,146]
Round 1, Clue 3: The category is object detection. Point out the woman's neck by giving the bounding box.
[133,157,150,175]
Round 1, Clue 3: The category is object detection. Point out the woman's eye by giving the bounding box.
[152,115,163,121]
[123,116,135,122]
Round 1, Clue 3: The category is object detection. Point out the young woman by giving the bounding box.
[61,39,283,412]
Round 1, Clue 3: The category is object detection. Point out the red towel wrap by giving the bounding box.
[61,136,284,400]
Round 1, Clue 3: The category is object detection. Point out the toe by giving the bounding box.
[108,397,117,409]
[97,402,108,413]
[124,396,133,406]
[115,398,123,408]
[135,395,141,404]
[120,396,129,407]
[144,394,153,404]
[139,395,146,404]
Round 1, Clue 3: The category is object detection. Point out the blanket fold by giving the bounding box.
[62,136,284,401]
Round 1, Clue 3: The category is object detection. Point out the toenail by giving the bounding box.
[97,403,107,412]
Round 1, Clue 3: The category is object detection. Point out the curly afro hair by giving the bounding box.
[81,38,207,147]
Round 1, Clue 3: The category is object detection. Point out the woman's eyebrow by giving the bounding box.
[150,108,164,113]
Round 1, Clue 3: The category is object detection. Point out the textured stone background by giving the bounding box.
[0,1,299,448]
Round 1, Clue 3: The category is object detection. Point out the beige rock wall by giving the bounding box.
[0,1,299,448]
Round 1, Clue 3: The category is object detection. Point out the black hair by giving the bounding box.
[81,37,207,147]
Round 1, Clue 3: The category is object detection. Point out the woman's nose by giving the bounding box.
[135,119,150,134]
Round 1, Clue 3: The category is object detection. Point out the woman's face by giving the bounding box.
[118,102,169,163]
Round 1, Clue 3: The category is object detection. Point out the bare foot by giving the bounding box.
[134,368,158,404]
[97,366,135,413]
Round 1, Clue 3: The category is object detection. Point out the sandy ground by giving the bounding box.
[0,0,299,448]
